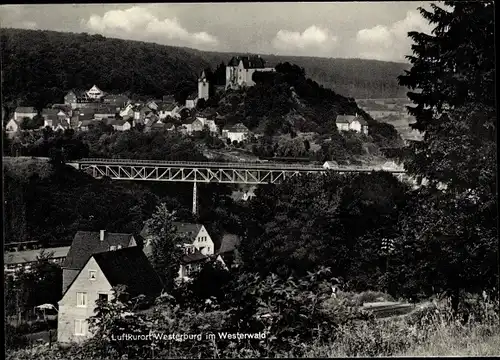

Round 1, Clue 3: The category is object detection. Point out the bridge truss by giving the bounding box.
[75,158,408,214]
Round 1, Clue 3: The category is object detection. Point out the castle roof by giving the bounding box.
[228,55,266,69]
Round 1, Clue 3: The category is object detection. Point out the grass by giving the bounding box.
[6,295,499,359]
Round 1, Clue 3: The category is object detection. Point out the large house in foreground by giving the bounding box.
[57,247,163,343]
[62,230,137,294]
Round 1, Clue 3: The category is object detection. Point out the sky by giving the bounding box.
[0,2,435,62]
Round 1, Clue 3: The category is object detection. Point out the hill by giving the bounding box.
[188,49,410,99]
[1,28,408,112]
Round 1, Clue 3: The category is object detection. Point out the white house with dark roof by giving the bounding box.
[86,85,105,100]
[61,230,137,295]
[222,123,250,142]
[57,247,163,343]
[14,107,37,121]
[5,118,21,136]
[141,222,225,281]
[335,114,369,134]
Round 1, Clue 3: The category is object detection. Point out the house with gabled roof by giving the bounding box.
[102,94,129,108]
[57,247,163,343]
[95,105,118,120]
[140,222,224,282]
[86,85,105,100]
[158,102,180,119]
[222,123,250,142]
[108,118,132,131]
[14,106,37,121]
[65,90,93,109]
[335,114,369,134]
[226,55,276,89]
[192,117,218,134]
[5,118,21,136]
[62,230,137,295]
[323,161,339,169]
[216,233,241,269]
[185,93,198,109]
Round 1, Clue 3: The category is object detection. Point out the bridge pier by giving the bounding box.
[192,182,197,215]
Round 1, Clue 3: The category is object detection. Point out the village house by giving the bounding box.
[141,222,224,281]
[323,161,339,169]
[14,106,37,121]
[108,118,132,131]
[86,85,105,100]
[222,123,250,143]
[335,114,369,134]
[102,94,129,108]
[146,100,163,111]
[42,108,63,129]
[158,103,180,119]
[216,234,241,269]
[72,110,95,126]
[185,93,198,109]
[64,90,93,109]
[191,117,218,134]
[226,55,276,89]
[94,105,118,120]
[4,246,70,277]
[61,230,138,295]
[119,103,134,118]
[5,118,21,137]
[57,247,163,343]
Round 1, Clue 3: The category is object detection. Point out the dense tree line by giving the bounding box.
[186,49,410,98]
[1,29,210,111]
[2,28,409,115]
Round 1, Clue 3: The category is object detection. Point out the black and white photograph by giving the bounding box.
[1,1,497,358]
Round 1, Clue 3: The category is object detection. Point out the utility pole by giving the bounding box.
[192,182,197,215]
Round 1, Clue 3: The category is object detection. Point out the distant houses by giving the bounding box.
[222,123,250,142]
[14,106,37,121]
[335,114,369,134]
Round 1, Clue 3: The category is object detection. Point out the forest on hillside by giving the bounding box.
[1,28,408,113]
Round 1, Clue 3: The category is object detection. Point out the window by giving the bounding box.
[109,245,116,251]
[89,270,97,281]
[117,245,122,249]
[75,319,85,336]
[76,292,87,307]
[98,293,109,302]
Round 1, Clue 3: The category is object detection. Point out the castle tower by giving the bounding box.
[198,70,209,101]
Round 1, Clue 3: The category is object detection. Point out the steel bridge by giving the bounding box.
[68,158,408,214]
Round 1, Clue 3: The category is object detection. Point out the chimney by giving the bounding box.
[100,230,105,241]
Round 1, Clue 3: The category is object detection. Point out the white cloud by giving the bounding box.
[82,6,218,47]
[272,25,338,56]
[355,10,433,61]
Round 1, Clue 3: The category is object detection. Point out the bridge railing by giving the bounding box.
[78,158,324,169]
[77,158,406,173]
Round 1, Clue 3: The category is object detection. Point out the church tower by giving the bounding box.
[198,70,209,101]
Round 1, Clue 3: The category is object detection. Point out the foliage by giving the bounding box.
[144,204,185,290]
[3,161,159,246]
[240,171,409,284]
[395,1,497,309]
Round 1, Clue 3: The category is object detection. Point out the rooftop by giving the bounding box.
[63,231,135,270]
